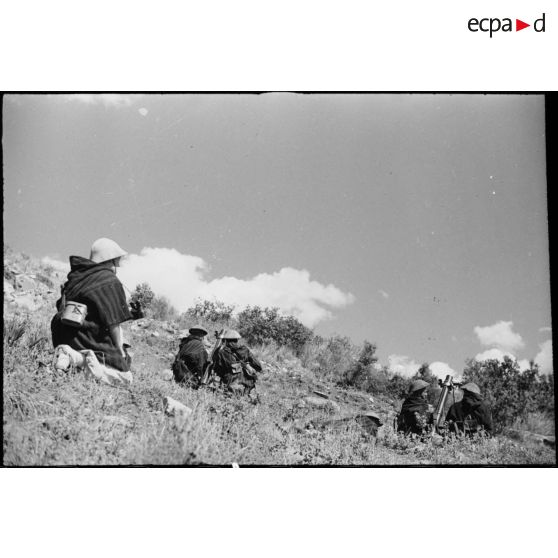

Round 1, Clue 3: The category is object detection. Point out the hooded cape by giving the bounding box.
[51,256,132,371]
[176,335,209,378]
[445,392,493,433]
[397,392,430,434]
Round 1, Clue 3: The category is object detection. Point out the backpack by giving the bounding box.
[227,354,257,379]
[230,361,244,375]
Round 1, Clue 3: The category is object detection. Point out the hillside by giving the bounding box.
[3,248,555,465]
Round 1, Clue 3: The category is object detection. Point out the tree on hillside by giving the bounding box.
[149,295,178,321]
[131,282,155,310]
[413,362,436,383]
[462,357,554,430]
[341,341,379,391]
[385,371,411,400]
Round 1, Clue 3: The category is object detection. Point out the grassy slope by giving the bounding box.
[3,251,556,466]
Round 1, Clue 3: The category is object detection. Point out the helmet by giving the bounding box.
[461,382,481,395]
[409,379,430,393]
[90,238,128,263]
[364,411,382,425]
[189,324,208,336]
[221,329,241,340]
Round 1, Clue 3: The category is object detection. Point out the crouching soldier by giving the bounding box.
[172,325,209,388]
[445,382,493,436]
[212,329,262,397]
[397,380,433,436]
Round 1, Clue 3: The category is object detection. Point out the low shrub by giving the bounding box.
[236,306,313,357]
[184,300,235,324]
[385,373,411,400]
[149,295,178,321]
[4,315,27,347]
[340,341,379,389]
[301,334,358,382]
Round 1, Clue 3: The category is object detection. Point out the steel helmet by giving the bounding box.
[90,238,128,263]
[364,411,383,425]
[189,324,208,336]
[409,379,430,393]
[221,329,241,340]
[461,382,481,395]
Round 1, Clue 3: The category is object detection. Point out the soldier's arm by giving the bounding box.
[109,324,126,358]
[247,350,262,372]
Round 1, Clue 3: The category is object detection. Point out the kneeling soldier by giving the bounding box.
[445,382,493,436]
[397,380,433,435]
[212,329,262,396]
[172,325,209,387]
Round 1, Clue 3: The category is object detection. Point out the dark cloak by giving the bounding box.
[446,391,493,434]
[176,334,208,378]
[397,391,431,434]
[51,256,132,371]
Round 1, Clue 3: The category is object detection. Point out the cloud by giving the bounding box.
[378,289,390,299]
[61,94,141,107]
[534,340,553,375]
[517,359,531,372]
[475,350,532,374]
[474,346,552,375]
[472,321,552,374]
[474,348,515,363]
[429,361,457,380]
[118,247,355,327]
[473,321,525,353]
[387,355,421,378]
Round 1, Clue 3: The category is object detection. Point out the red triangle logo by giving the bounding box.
[516,19,530,31]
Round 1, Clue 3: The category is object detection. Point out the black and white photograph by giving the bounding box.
[3,93,554,466]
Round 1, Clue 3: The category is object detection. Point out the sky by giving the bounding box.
[2,93,552,377]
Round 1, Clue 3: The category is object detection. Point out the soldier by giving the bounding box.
[445,382,493,436]
[212,329,262,396]
[397,379,433,435]
[51,238,137,387]
[172,325,209,387]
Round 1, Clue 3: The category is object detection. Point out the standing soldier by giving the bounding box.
[397,379,433,435]
[212,329,262,397]
[445,382,493,436]
[172,325,209,387]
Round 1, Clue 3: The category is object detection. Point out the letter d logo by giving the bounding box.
[534,13,546,32]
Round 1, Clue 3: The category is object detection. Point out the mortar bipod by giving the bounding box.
[433,374,457,434]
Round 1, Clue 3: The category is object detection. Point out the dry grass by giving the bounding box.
[2,247,555,467]
[3,310,556,466]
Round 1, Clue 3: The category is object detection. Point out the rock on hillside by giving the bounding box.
[4,251,64,315]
